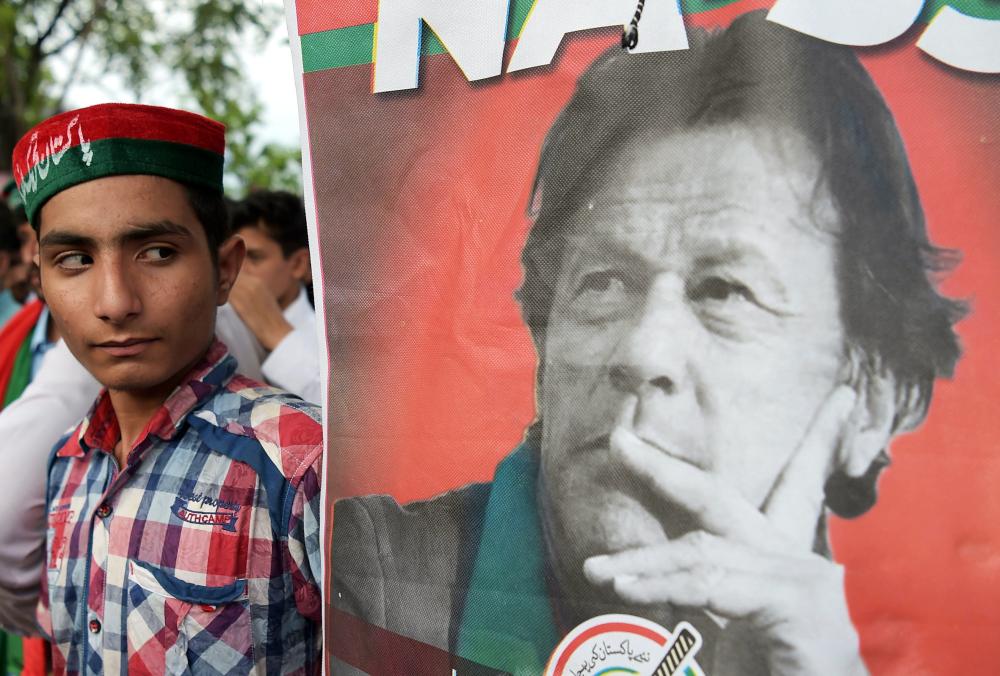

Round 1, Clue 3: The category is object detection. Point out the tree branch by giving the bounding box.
[55,24,90,107]
[34,0,74,48]
[42,16,92,58]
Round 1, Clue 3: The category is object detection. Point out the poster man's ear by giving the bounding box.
[840,366,898,478]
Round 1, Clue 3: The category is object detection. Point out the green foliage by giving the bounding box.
[0,0,302,194]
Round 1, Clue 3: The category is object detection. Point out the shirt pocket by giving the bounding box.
[126,559,254,675]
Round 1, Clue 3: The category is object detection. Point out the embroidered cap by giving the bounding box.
[11,103,225,226]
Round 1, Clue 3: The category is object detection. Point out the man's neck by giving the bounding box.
[106,348,208,467]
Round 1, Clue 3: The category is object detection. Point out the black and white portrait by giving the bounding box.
[330,11,965,675]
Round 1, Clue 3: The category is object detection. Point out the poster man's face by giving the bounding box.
[538,125,847,590]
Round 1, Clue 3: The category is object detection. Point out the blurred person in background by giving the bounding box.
[1,181,32,307]
[0,203,24,327]
[228,190,321,405]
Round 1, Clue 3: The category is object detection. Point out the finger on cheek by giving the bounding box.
[615,394,638,430]
[613,568,719,607]
[583,555,614,584]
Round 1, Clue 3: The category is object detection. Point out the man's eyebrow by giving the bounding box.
[38,231,95,249]
[695,244,770,268]
[39,221,194,250]
[566,232,650,271]
[119,220,193,244]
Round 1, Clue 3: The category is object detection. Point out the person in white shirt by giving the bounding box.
[226,190,322,405]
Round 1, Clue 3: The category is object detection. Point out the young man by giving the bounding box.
[227,191,321,405]
[12,103,323,674]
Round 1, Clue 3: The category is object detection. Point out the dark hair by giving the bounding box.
[11,205,27,228]
[228,190,308,257]
[0,203,19,254]
[183,183,230,263]
[517,11,966,517]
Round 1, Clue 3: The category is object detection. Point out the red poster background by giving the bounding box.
[300,3,1000,672]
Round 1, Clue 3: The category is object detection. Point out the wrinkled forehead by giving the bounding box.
[559,124,840,252]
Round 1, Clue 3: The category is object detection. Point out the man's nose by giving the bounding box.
[93,261,141,323]
[607,275,693,398]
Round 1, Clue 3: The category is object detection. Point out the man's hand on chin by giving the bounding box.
[227,271,293,352]
[582,387,869,676]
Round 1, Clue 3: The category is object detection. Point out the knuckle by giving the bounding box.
[689,495,712,520]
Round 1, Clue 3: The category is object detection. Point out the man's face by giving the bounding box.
[236,224,307,309]
[37,175,235,396]
[538,125,846,592]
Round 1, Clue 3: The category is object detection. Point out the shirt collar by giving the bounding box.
[29,306,50,354]
[61,339,236,459]
[283,285,313,327]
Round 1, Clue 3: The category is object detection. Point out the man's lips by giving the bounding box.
[575,429,706,470]
[93,337,158,357]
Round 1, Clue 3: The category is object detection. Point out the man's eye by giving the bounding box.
[55,253,92,270]
[567,269,634,322]
[689,276,756,305]
[139,246,175,262]
[576,270,627,297]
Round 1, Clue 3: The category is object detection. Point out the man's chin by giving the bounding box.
[86,361,171,394]
[585,488,699,552]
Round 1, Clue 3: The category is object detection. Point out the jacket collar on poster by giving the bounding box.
[456,441,560,672]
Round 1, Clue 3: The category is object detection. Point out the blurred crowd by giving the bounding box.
[0,179,321,675]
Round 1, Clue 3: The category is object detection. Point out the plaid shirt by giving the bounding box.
[40,340,323,675]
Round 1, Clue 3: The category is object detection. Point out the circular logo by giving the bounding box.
[544,614,705,676]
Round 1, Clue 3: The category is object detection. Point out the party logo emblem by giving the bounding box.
[545,614,705,676]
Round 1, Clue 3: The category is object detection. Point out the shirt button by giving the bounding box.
[88,619,101,633]
[199,604,216,613]
[95,504,112,518]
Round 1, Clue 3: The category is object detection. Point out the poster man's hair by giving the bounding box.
[516,11,966,516]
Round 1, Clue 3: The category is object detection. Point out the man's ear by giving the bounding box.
[289,247,311,283]
[216,234,246,305]
[839,367,898,477]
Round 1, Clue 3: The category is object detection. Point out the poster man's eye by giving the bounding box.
[568,269,635,322]
[577,270,624,295]
[689,276,756,305]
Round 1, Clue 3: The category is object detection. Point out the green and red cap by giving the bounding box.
[11,103,225,226]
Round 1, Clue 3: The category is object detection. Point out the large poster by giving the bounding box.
[284,1,1000,673]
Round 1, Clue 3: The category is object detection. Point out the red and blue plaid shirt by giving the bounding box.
[39,340,323,675]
